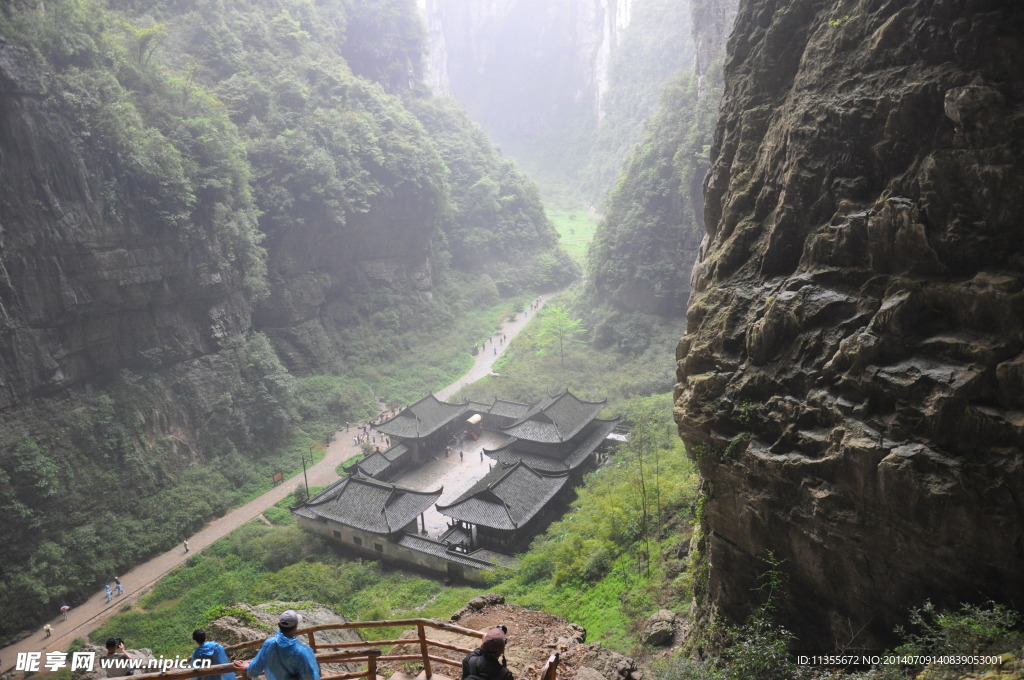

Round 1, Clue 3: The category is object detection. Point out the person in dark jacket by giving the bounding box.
[462,627,512,680]
[190,629,235,680]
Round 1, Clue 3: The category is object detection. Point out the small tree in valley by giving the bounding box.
[536,304,586,368]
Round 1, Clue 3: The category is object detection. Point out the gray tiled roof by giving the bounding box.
[357,451,392,477]
[383,442,411,462]
[500,390,607,443]
[436,461,568,530]
[488,399,531,419]
[396,533,518,569]
[294,474,441,534]
[374,394,468,439]
[487,418,619,471]
[440,524,472,545]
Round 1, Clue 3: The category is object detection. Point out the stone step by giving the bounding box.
[386,668,456,680]
[416,673,455,680]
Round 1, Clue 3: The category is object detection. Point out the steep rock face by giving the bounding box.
[0,43,253,409]
[676,0,1024,648]
[418,0,633,137]
[586,0,736,319]
[690,0,739,95]
[251,144,444,374]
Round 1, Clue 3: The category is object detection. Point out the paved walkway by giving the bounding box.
[0,292,558,676]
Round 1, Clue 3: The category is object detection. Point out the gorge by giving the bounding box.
[0,0,1021,670]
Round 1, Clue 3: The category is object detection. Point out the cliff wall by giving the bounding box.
[585,0,736,322]
[676,0,1024,648]
[417,0,695,199]
[417,0,633,139]
[690,0,739,95]
[0,42,256,409]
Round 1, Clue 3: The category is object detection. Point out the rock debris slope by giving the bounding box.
[675,0,1024,648]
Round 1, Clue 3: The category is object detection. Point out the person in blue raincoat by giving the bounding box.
[190,629,235,680]
[233,610,319,680]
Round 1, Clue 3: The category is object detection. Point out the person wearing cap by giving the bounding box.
[461,627,513,680]
[233,610,320,680]
[189,629,235,680]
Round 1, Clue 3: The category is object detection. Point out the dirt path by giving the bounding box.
[0,292,559,676]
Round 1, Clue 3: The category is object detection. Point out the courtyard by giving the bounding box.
[389,430,513,536]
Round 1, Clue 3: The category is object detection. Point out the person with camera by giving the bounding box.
[461,626,512,680]
[102,637,135,677]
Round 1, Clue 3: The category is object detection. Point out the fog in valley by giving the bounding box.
[0,1,1021,678]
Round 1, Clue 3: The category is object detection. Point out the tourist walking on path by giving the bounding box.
[0,289,558,677]
[104,584,112,602]
[43,624,52,638]
[114,577,123,595]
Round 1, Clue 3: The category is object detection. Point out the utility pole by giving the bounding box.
[303,445,312,501]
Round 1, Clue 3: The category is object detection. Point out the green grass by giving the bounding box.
[91,287,693,658]
[454,291,678,411]
[91,523,481,656]
[342,291,532,408]
[549,209,600,266]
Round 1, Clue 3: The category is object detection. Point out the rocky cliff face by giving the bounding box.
[690,0,738,95]
[676,0,1024,648]
[417,0,632,137]
[585,0,735,319]
[0,42,254,409]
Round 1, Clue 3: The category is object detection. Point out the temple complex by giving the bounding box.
[293,390,622,582]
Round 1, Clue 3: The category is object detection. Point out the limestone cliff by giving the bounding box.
[0,41,257,409]
[416,0,692,198]
[676,0,1024,648]
[417,0,633,138]
[690,0,739,96]
[585,0,736,320]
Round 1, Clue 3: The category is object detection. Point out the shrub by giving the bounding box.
[892,600,1023,679]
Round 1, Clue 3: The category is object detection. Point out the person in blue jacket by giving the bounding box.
[233,610,320,680]
[190,629,235,680]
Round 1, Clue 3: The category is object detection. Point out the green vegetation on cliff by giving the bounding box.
[587,65,721,320]
[0,0,568,644]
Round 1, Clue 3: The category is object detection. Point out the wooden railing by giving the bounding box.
[224,618,485,680]
[539,653,560,680]
[127,649,381,680]
[123,618,557,680]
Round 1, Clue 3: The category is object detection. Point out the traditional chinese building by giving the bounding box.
[294,389,622,581]
[294,472,513,582]
[294,473,440,551]
[484,390,620,474]
[347,442,413,481]
[436,460,570,552]
[373,394,469,461]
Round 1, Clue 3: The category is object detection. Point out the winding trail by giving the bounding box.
[0,292,558,676]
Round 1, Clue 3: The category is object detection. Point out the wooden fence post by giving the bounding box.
[417,623,432,679]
